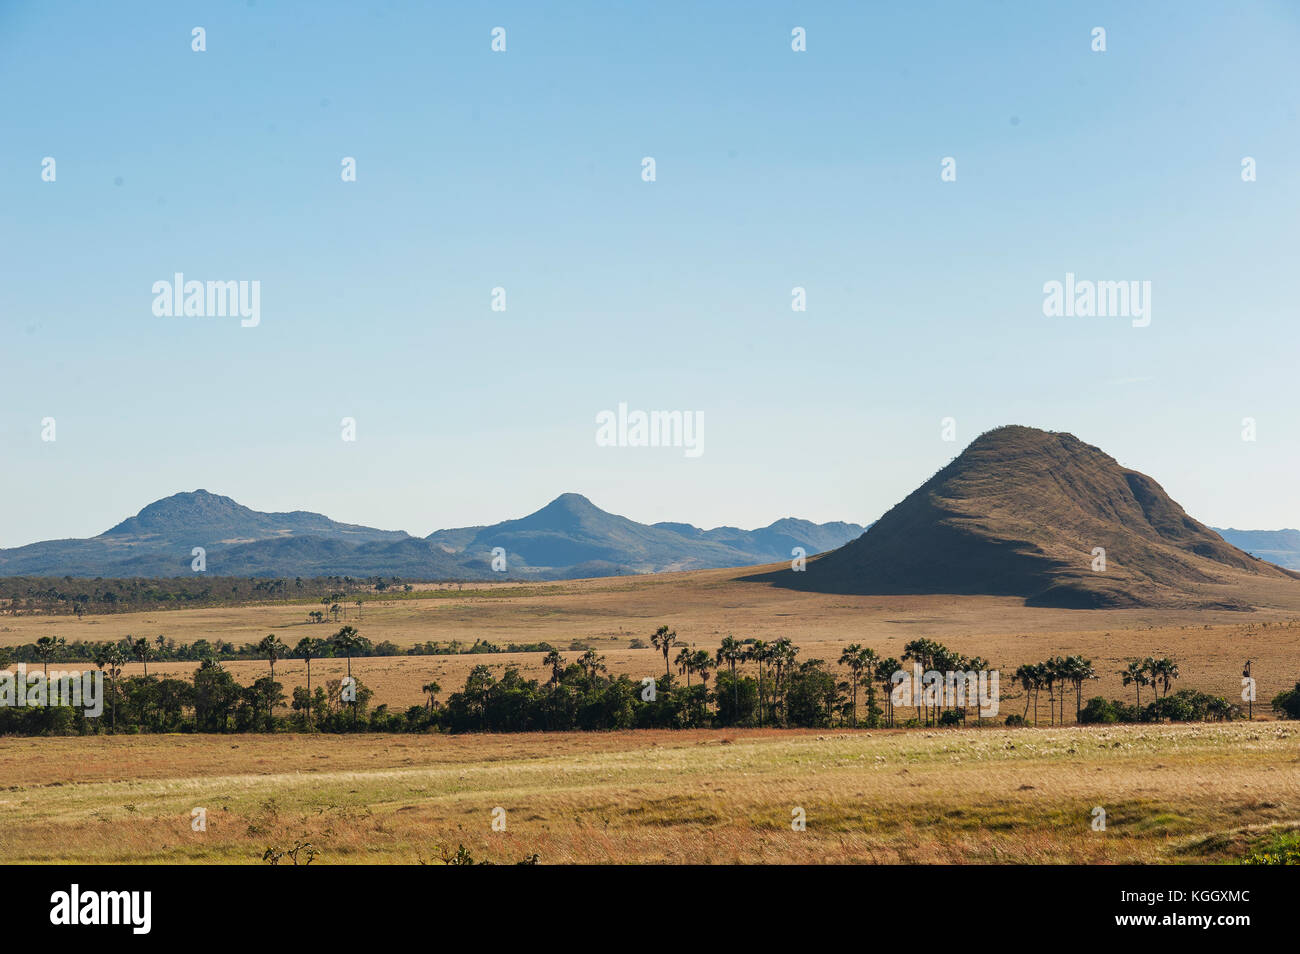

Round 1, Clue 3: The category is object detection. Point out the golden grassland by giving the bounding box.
[1,723,1297,864]
[3,569,1298,716]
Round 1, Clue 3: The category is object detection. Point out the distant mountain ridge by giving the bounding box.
[1212,528,1300,570]
[748,425,1298,609]
[0,490,864,580]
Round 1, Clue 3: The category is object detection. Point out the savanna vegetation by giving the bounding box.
[1,625,1266,737]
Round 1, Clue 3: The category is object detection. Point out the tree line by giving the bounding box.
[0,575,409,617]
[0,625,1283,736]
[1,633,560,667]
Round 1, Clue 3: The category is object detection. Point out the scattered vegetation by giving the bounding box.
[0,625,1256,736]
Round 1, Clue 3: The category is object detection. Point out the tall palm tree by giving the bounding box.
[580,649,606,681]
[543,650,565,686]
[1152,657,1179,703]
[331,625,366,722]
[876,657,901,727]
[132,636,153,678]
[769,638,799,727]
[258,634,289,681]
[1042,657,1060,725]
[859,648,881,726]
[716,635,744,717]
[902,639,934,725]
[1014,664,1035,721]
[747,640,769,727]
[675,645,695,687]
[422,680,441,712]
[1119,659,1146,711]
[34,636,64,678]
[1028,663,1045,726]
[332,626,363,680]
[1065,655,1097,720]
[295,636,320,724]
[692,650,713,692]
[839,643,865,727]
[94,645,125,731]
[961,655,990,725]
[651,626,677,679]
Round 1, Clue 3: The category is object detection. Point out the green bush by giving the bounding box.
[1271,683,1300,720]
[1078,696,1124,724]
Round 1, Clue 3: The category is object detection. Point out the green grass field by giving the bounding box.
[2,722,1296,864]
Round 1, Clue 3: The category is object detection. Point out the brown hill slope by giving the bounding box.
[748,425,1297,609]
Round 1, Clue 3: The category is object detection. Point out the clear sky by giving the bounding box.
[2,1,1298,547]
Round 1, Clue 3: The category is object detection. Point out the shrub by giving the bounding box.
[1271,683,1300,720]
[1078,697,1124,724]
[1148,689,1237,723]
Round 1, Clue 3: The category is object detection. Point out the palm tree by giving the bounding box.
[543,650,565,685]
[1120,659,1146,711]
[332,625,367,726]
[747,640,769,727]
[94,645,125,731]
[34,635,64,678]
[650,626,677,679]
[902,639,934,725]
[331,626,367,681]
[580,649,606,682]
[692,650,713,692]
[1042,656,1062,725]
[957,654,989,725]
[933,647,962,723]
[354,599,363,620]
[675,645,695,687]
[858,647,880,726]
[876,657,901,727]
[132,636,153,678]
[716,635,744,717]
[422,680,441,712]
[295,637,319,723]
[769,638,799,726]
[1151,657,1179,705]
[1028,663,1045,726]
[1064,655,1097,720]
[258,634,289,681]
[1014,664,1035,721]
[839,643,865,727]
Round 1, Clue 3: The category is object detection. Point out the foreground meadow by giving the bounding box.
[1,722,1296,864]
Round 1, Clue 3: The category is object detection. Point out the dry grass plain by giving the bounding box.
[3,568,1299,716]
[3,569,1299,864]
[1,724,1297,864]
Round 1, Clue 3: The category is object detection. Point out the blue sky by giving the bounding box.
[2,0,1298,547]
